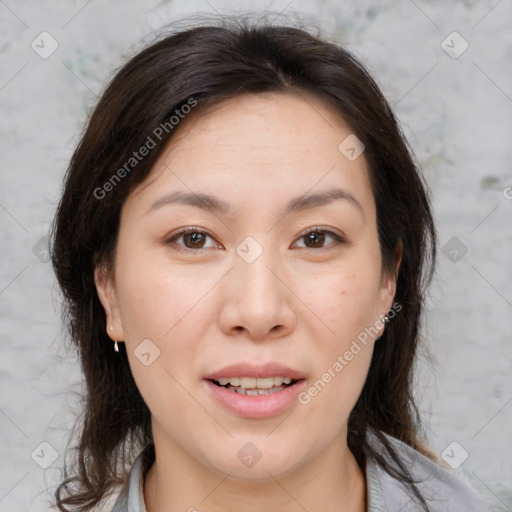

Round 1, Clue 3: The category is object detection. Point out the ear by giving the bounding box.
[376,241,402,331]
[94,263,124,342]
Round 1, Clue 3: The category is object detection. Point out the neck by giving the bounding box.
[144,431,367,512]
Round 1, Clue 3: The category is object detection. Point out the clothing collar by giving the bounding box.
[111,431,492,512]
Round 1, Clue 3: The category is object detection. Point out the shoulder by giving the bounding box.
[86,486,124,512]
[366,431,507,512]
[59,445,154,512]
[106,444,153,512]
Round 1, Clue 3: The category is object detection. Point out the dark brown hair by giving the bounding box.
[50,15,436,511]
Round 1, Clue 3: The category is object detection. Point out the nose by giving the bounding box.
[218,247,296,341]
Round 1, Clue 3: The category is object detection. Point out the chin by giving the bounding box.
[203,446,303,481]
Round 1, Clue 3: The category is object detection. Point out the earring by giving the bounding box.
[110,325,119,352]
[377,315,389,341]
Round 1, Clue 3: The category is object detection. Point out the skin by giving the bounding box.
[95,92,400,512]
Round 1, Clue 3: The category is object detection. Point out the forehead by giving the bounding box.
[129,92,374,216]
[164,92,354,157]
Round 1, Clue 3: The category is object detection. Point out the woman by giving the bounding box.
[50,16,495,512]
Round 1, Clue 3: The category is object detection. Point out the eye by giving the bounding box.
[166,227,221,252]
[165,226,345,253]
[293,227,345,250]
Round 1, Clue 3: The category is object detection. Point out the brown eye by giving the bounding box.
[166,228,219,252]
[294,228,345,250]
[304,231,326,248]
[182,231,206,249]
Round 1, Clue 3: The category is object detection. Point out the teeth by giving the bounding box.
[217,376,294,389]
[254,377,274,389]
[240,377,257,389]
[226,385,286,395]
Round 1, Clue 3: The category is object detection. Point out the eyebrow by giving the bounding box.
[146,187,364,219]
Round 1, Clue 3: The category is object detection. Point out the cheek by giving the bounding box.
[114,241,213,342]
[299,282,377,426]
[114,265,207,430]
[113,240,216,385]
[294,265,381,414]
[116,271,212,405]
[303,264,382,340]
[298,347,373,444]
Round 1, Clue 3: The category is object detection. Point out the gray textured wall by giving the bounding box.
[0,0,511,509]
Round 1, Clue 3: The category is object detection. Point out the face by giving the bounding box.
[95,92,398,480]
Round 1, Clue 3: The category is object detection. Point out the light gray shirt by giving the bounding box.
[109,432,501,511]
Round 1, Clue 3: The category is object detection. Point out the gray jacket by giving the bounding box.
[109,432,504,511]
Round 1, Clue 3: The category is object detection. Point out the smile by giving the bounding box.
[205,378,307,419]
[214,376,295,395]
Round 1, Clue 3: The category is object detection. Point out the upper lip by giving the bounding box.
[204,362,306,381]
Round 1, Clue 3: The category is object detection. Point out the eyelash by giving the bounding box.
[165,226,345,253]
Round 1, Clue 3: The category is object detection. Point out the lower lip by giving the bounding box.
[204,379,307,419]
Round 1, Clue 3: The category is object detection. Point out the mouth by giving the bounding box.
[204,376,307,419]
[203,362,307,418]
[209,376,301,396]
